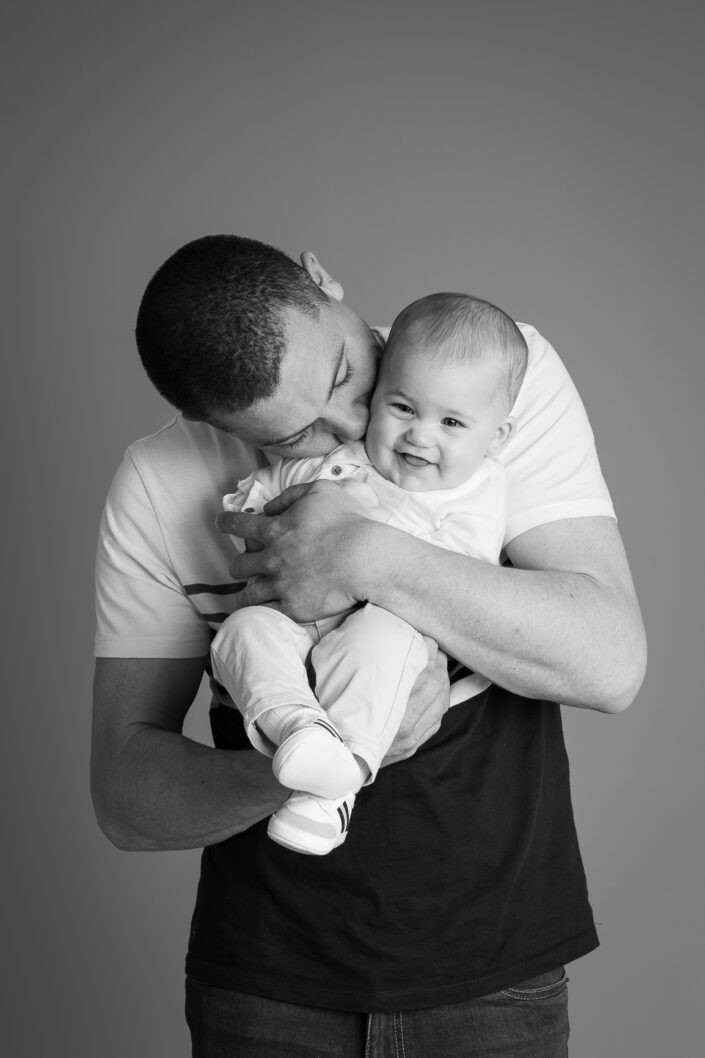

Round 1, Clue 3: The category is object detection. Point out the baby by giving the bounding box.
[211,293,528,854]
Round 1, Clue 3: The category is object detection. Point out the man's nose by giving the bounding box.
[330,401,369,444]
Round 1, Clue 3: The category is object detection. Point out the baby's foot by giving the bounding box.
[267,790,356,856]
[272,718,362,798]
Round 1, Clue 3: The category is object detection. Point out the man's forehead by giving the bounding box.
[221,321,343,446]
[279,301,339,359]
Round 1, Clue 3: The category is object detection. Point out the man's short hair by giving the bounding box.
[388,293,528,410]
[135,235,327,419]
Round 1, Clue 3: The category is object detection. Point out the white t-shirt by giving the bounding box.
[94,323,615,659]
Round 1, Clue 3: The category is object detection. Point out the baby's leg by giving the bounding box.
[211,606,360,797]
[267,607,428,857]
[211,606,320,749]
[311,604,429,782]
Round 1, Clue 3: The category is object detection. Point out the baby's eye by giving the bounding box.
[442,418,464,429]
[390,402,413,415]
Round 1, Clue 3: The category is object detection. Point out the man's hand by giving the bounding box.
[382,638,451,765]
[217,480,375,621]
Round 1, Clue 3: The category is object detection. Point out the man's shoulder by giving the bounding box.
[124,415,264,492]
[517,322,567,376]
[512,322,577,422]
[125,414,254,466]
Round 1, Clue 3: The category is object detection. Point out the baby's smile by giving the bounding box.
[396,451,435,469]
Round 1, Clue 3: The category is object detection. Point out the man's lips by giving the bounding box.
[397,451,434,468]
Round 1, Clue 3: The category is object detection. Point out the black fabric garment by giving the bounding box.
[185,684,598,1012]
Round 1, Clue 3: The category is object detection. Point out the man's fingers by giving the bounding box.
[244,538,265,553]
[384,719,441,765]
[217,510,269,540]
[262,482,316,516]
[421,635,440,663]
[229,551,269,581]
[227,577,277,612]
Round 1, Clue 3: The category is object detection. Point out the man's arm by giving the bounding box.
[368,515,646,712]
[90,649,451,851]
[220,483,646,713]
[90,656,287,852]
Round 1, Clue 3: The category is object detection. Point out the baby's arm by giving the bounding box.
[224,454,339,551]
[337,479,391,523]
[422,509,505,567]
[223,466,287,553]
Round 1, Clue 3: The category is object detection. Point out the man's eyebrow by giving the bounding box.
[263,345,345,448]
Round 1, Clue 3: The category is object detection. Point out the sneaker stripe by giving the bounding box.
[337,805,350,832]
[313,718,344,743]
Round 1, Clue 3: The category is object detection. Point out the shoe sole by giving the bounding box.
[267,815,347,856]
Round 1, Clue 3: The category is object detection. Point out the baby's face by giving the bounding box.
[365,337,511,492]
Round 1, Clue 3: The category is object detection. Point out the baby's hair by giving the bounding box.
[388,293,528,410]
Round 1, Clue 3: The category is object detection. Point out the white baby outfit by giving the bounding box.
[211,441,507,783]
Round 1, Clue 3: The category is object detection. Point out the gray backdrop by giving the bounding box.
[5,2,703,1055]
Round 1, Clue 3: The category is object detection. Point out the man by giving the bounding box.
[92,235,646,1056]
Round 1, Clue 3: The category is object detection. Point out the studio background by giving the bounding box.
[4,2,703,1055]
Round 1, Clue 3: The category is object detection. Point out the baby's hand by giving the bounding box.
[382,638,450,765]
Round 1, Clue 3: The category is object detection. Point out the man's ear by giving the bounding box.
[487,415,516,456]
[300,251,345,302]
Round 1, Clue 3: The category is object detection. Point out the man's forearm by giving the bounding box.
[356,518,646,712]
[222,487,646,711]
[93,727,286,852]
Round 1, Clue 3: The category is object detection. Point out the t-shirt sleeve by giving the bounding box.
[95,450,211,658]
[502,325,616,543]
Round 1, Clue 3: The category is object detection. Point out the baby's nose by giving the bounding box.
[405,421,433,447]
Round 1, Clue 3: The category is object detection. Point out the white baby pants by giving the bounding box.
[211,603,429,780]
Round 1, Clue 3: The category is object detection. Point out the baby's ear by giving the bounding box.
[488,416,516,456]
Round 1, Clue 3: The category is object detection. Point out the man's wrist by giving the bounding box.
[350,518,398,604]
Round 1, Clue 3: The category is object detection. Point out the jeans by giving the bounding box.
[185,968,569,1057]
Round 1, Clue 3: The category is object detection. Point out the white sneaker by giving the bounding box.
[272,718,361,798]
[267,791,356,855]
